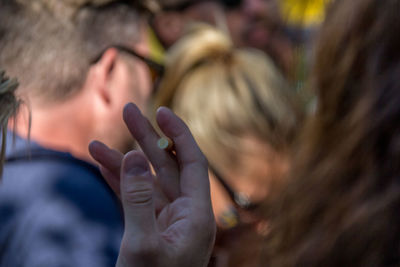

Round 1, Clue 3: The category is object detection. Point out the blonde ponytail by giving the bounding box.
[155,23,234,108]
[154,24,304,172]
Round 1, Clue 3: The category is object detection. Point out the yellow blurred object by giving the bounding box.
[219,209,239,229]
[147,26,166,64]
[281,0,330,27]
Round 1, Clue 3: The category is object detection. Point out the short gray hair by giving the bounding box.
[0,1,142,103]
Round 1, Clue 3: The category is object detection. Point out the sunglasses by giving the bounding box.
[91,45,165,90]
[209,164,261,211]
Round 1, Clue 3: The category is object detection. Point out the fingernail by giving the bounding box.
[124,102,139,114]
[156,106,171,115]
[89,140,105,149]
[88,140,106,157]
[88,140,97,147]
[123,152,149,176]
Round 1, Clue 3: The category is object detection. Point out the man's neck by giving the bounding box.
[13,97,95,163]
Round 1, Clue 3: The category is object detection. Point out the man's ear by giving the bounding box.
[90,48,118,105]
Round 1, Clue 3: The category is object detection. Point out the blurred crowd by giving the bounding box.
[1,0,399,267]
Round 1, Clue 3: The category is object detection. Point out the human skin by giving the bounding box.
[89,103,216,267]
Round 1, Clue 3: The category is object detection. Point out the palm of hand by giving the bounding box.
[89,103,215,267]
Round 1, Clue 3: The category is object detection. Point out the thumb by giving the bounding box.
[120,151,157,239]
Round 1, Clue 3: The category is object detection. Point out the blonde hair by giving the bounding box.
[0,71,20,176]
[155,24,304,170]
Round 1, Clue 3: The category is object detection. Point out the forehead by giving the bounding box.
[229,136,288,189]
[232,136,283,171]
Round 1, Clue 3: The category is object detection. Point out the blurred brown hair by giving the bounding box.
[264,0,400,266]
[0,71,20,176]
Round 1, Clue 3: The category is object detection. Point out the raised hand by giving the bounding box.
[89,103,216,267]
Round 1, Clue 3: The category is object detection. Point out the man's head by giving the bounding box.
[1,1,145,102]
[0,0,153,155]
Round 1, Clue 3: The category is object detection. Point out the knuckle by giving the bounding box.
[123,182,153,205]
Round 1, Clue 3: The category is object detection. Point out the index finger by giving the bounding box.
[156,107,210,202]
[123,103,181,201]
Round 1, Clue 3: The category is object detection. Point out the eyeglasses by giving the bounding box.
[209,164,261,211]
[91,45,165,89]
